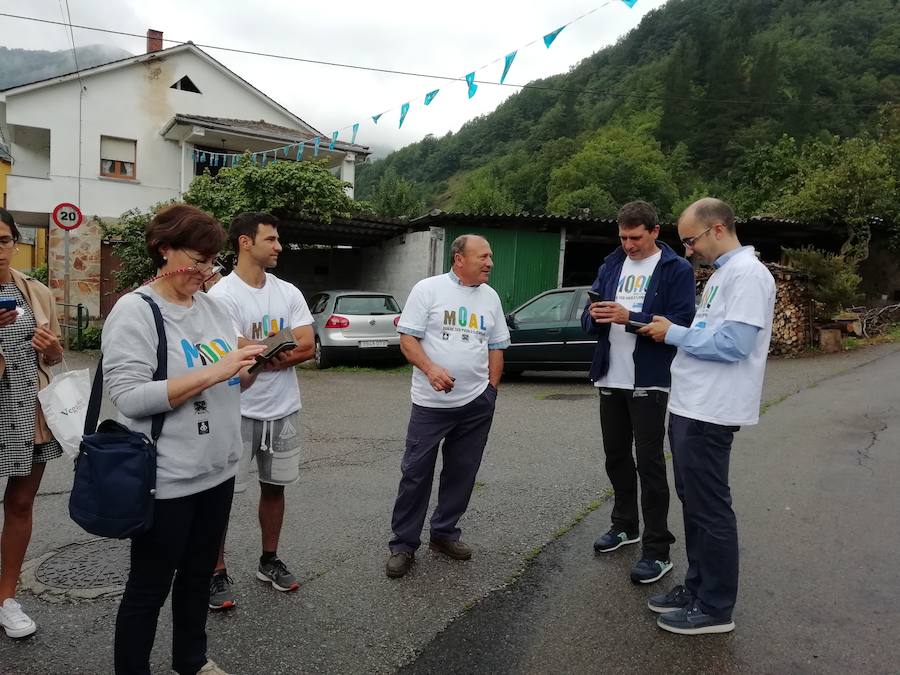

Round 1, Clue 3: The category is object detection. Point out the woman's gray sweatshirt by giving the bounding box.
[101,287,242,499]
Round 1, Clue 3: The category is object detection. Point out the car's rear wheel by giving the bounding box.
[314,337,332,369]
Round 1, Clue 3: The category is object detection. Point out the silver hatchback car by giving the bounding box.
[307,290,403,368]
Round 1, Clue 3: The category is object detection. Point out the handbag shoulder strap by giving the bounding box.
[84,292,168,441]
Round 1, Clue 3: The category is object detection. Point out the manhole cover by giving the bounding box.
[35,539,130,590]
[541,393,594,401]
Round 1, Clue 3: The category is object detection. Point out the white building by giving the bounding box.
[0,30,370,316]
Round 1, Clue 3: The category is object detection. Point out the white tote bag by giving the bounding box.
[38,366,91,459]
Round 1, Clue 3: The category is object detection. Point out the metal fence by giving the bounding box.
[59,302,88,349]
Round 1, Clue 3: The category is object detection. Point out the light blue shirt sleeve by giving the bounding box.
[665,321,761,363]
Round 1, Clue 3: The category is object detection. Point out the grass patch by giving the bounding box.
[760,392,792,415]
[843,337,862,351]
[504,488,614,586]
[473,481,486,491]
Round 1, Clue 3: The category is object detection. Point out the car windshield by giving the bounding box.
[334,295,400,315]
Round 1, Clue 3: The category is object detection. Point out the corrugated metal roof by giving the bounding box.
[279,212,424,247]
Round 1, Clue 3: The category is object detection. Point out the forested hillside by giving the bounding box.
[356,0,899,227]
[0,45,132,90]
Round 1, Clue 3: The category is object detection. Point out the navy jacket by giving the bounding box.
[581,242,695,387]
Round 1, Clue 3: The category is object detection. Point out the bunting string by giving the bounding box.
[188,0,637,169]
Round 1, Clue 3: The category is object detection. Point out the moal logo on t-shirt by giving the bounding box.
[442,306,488,344]
[694,285,720,328]
[617,273,653,311]
[250,315,286,340]
[181,337,240,385]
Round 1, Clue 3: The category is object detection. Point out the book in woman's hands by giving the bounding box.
[248,328,296,374]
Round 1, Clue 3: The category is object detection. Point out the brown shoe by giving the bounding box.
[429,539,473,560]
[385,551,415,578]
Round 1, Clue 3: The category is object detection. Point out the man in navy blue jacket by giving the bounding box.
[581,201,695,584]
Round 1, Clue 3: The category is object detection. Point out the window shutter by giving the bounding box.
[100,137,136,162]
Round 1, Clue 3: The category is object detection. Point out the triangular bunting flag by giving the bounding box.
[621,0,638,6]
[543,26,564,48]
[313,137,321,156]
[283,146,289,157]
[200,152,207,162]
[372,113,383,124]
[465,72,478,99]
[399,102,410,128]
[424,89,440,105]
[351,123,360,144]
[296,143,304,160]
[329,131,339,150]
[500,51,517,84]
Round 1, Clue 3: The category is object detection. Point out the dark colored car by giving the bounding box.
[503,286,595,374]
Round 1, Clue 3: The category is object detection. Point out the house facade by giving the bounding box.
[0,31,369,316]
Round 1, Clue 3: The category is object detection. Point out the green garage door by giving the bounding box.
[443,227,560,313]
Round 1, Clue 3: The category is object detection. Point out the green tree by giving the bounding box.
[774,135,898,261]
[547,123,679,218]
[369,168,425,219]
[103,156,359,290]
[452,171,518,214]
[184,155,355,223]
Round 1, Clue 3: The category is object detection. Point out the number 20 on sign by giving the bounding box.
[52,202,83,231]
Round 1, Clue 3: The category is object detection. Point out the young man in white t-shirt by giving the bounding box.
[582,201,695,585]
[385,235,510,579]
[206,212,315,609]
[641,198,775,635]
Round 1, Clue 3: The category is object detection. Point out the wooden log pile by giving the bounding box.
[694,262,811,356]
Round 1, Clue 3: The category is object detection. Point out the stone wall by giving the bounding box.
[695,262,811,356]
[47,216,103,319]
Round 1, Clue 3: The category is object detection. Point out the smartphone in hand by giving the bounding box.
[587,290,602,304]
[0,297,17,311]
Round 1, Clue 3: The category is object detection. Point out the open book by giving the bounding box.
[248,328,296,374]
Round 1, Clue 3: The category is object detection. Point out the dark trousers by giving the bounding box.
[389,385,497,552]
[668,413,739,619]
[114,477,235,675]
[598,387,675,559]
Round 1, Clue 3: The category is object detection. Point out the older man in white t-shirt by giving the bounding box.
[385,234,510,579]
[641,198,775,636]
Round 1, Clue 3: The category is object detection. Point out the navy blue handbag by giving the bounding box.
[69,293,166,539]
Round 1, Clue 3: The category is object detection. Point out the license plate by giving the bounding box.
[359,339,388,348]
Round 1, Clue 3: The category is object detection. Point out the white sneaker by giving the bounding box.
[0,598,37,638]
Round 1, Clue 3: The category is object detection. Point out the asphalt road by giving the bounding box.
[1,343,898,674]
[405,347,900,675]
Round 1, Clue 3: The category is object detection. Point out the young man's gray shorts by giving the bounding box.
[235,412,302,493]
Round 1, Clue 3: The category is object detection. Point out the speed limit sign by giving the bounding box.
[52,202,83,231]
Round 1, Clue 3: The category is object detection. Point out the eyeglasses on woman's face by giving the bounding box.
[0,236,16,249]
[183,251,224,281]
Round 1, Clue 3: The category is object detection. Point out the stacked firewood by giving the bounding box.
[694,262,811,356]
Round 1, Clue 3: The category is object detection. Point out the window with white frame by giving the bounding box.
[100,136,136,179]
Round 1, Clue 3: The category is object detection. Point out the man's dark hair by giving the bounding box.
[691,198,736,232]
[228,212,280,250]
[0,208,20,241]
[145,204,226,268]
[617,201,659,231]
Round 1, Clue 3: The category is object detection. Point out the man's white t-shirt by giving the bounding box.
[208,272,313,420]
[596,249,662,390]
[398,274,510,408]
[668,247,775,426]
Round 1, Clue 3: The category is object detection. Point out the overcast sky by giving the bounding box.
[1,0,668,155]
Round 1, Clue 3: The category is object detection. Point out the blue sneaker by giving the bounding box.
[630,558,673,584]
[657,603,735,635]
[647,584,693,613]
[593,528,640,553]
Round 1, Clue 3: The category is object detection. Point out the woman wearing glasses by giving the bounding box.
[101,204,265,675]
[0,208,64,640]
